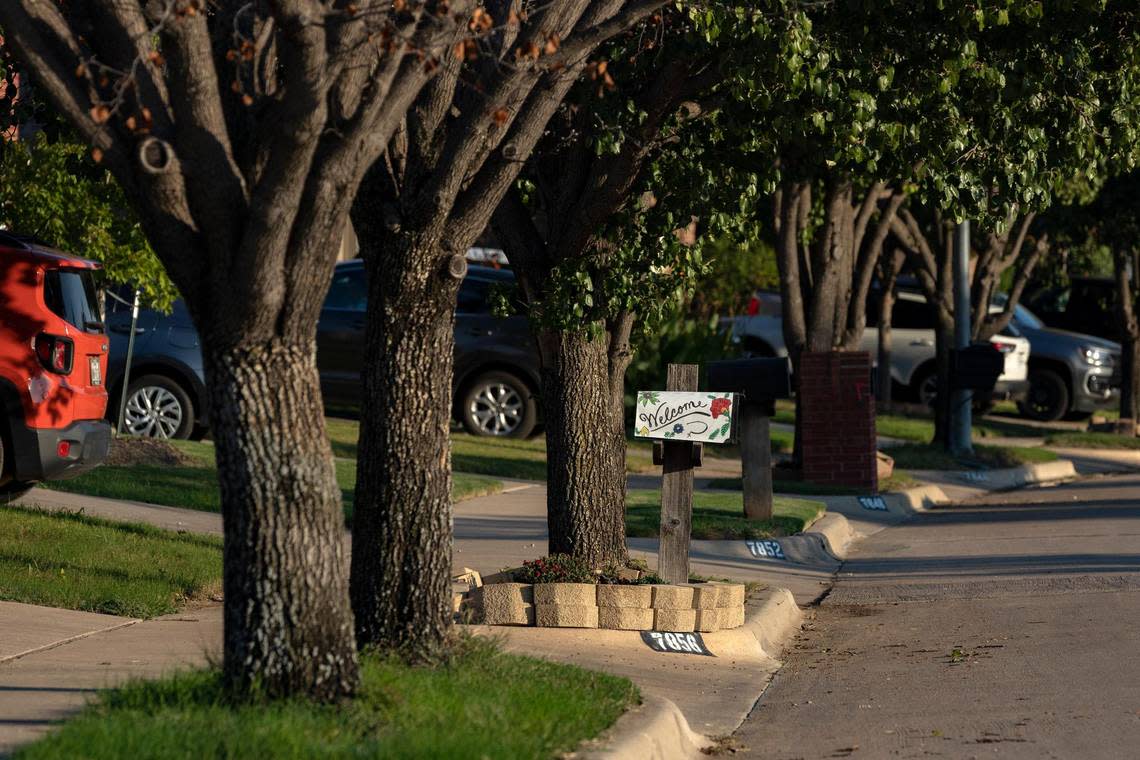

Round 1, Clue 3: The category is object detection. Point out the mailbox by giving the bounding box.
[706,357,792,401]
[950,343,1004,391]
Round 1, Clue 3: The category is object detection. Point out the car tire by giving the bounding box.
[0,435,33,502]
[120,374,195,439]
[1017,369,1070,422]
[911,366,938,406]
[460,371,537,438]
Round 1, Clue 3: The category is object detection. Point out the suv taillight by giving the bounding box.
[35,333,74,374]
[991,341,1017,354]
[746,297,760,316]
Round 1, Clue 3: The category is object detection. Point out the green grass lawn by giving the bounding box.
[774,400,1065,443]
[625,488,825,540]
[705,472,917,495]
[0,506,222,618]
[1045,431,1140,449]
[18,639,637,760]
[886,443,1057,470]
[46,438,502,516]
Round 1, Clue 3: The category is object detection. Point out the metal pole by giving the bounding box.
[116,289,141,435]
[951,221,973,455]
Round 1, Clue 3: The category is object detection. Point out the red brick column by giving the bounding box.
[799,351,877,492]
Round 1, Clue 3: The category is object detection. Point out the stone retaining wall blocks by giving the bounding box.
[536,604,599,629]
[651,585,695,610]
[694,608,724,632]
[596,585,652,608]
[481,603,535,626]
[654,608,697,632]
[599,606,655,631]
[725,605,745,629]
[687,583,720,610]
[712,582,746,608]
[533,582,595,606]
[477,583,535,626]
[480,582,534,605]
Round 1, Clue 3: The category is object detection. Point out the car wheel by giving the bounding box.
[0,435,33,501]
[121,375,195,439]
[460,371,537,438]
[913,367,938,407]
[1017,369,1070,422]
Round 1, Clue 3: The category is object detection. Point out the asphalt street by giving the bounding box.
[732,473,1140,759]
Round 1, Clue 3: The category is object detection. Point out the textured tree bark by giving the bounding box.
[350,240,457,658]
[876,249,906,408]
[1113,249,1140,423]
[540,327,629,566]
[876,289,897,408]
[204,339,358,701]
[932,318,954,447]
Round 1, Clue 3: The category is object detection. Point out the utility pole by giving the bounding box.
[951,221,973,455]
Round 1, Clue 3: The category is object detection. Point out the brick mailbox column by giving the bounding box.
[799,351,878,491]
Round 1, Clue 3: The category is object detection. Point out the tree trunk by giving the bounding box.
[540,327,629,566]
[877,288,897,408]
[876,249,905,409]
[1113,249,1140,422]
[932,318,954,447]
[350,240,457,658]
[204,338,358,701]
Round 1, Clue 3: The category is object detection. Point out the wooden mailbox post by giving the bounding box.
[634,363,737,584]
[706,357,792,522]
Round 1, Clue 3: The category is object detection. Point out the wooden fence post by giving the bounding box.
[658,363,698,584]
[740,400,774,520]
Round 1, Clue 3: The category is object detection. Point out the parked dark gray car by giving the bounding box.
[106,262,542,438]
[1007,302,1120,421]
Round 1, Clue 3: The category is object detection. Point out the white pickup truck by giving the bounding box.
[727,290,1031,405]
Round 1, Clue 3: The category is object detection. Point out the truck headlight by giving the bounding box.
[1082,346,1115,367]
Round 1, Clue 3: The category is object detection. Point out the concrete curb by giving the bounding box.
[740,586,804,659]
[1020,459,1078,485]
[803,512,856,560]
[581,587,805,758]
[584,694,711,759]
[880,459,1079,516]
[886,484,949,514]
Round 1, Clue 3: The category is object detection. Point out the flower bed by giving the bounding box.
[467,555,747,633]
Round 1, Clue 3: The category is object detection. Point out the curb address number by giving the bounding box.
[641,631,713,656]
[858,495,888,511]
[746,539,785,560]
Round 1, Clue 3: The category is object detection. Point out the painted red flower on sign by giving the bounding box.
[710,397,731,419]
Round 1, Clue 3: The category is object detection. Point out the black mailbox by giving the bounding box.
[950,343,1004,391]
[706,357,792,401]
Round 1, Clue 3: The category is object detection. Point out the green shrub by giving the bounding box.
[513,554,596,584]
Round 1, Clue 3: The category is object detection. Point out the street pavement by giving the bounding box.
[731,472,1140,759]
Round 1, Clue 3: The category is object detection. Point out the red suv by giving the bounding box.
[0,233,111,497]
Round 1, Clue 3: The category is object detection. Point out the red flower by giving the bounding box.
[710,397,731,419]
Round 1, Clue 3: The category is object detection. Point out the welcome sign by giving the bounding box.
[634,391,736,443]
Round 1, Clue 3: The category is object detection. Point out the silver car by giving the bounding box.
[728,290,1031,404]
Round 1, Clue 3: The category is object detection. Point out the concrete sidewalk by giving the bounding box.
[0,602,220,754]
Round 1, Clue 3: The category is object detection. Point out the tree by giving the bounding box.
[0,0,481,700]
[347,0,670,656]
[725,1,1140,452]
[873,246,906,409]
[1087,172,1140,424]
[889,207,1045,442]
[483,6,741,565]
